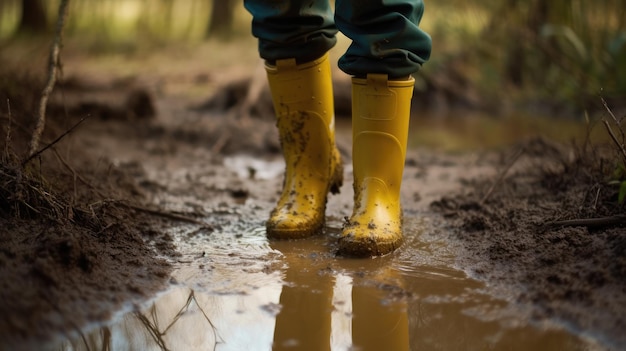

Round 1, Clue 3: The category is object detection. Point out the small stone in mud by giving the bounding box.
[229,188,249,199]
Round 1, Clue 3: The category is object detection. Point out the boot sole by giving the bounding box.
[337,235,403,257]
[266,221,325,240]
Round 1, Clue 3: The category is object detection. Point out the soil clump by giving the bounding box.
[0,72,175,349]
[431,138,626,348]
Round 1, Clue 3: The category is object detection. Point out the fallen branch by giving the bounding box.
[120,202,212,228]
[546,215,626,229]
[27,0,71,158]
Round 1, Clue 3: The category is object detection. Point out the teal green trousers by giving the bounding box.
[243,0,432,78]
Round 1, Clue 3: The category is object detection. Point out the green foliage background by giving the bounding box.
[1,0,624,113]
[424,0,625,110]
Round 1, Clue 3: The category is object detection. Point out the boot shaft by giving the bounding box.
[265,53,335,129]
[264,53,343,238]
[338,74,414,257]
[351,74,414,195]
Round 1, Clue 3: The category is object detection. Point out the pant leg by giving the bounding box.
[243,0,338,64]
[335,0,432,78]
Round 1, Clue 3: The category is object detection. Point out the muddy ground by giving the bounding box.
[0,53,625,350]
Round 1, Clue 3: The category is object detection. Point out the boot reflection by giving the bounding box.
[271,241,334,350]
[351,267,409,351]
[58,241,409,351]
[271,240,409,351]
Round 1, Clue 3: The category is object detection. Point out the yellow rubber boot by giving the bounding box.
[265,53,343,239]
[338,74,414,257]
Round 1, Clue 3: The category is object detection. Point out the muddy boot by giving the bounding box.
[338,74,414,257]
[265,52,343,239]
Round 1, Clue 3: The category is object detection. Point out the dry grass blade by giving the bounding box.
[22,115,88,167]
[601,98,626,166]
[4,99,11,158]
[602,119,626,164]
[481,146,525,204]
[191,291,222,346]
[134,310,170,351]
[160,290,195,336]
[131,290,221,351]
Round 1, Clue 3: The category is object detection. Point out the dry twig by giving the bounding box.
[601,98,626,165]
[119,202,211,228]
[546,215,626,229]
[602,119,626,163]
[23,115,88,167]
[4,99,11,157]
[27,0,71,158]
[211,131,231,154]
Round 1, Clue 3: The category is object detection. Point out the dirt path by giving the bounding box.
[1,61,625,349]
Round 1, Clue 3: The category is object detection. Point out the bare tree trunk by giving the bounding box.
[18,0,48,34]
[162,0,175,34]
[206,0,236,38]
[502,0,525,87]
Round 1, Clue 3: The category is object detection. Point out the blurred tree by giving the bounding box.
[502,0,549,87]
[480,0,625,107]
[206,0,237,38]
[18,0,48,34]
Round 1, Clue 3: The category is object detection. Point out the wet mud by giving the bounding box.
[53,127,621,350]
[1,70,624,350]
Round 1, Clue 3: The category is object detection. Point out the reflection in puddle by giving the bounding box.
[269,240,411,351]
[56,216,602,351]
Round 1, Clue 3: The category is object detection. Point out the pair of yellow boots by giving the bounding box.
[265,53,413,257]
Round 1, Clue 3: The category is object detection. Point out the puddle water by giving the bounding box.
[53,154,609,351]
[55,216,604,351]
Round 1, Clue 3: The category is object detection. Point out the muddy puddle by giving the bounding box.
[48,151,611,351]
